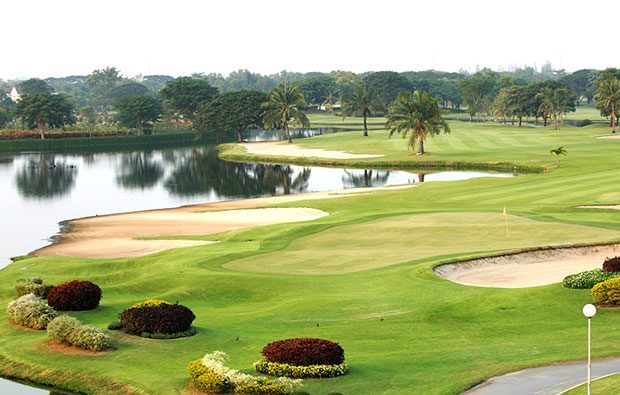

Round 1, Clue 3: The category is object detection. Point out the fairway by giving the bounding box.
[224,211,620,275]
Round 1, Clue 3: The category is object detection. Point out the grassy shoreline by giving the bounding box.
[3,118,620,394]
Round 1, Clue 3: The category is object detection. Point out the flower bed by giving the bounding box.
[592,277,620,305]
[563,269,620,289]
[119,300,195,337]
[188,351,300,394]
[254,338,347,378]
[47,280,102,311]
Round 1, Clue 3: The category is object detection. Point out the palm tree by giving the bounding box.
[594,74,620,134]
[549,146,567,168]
[385,91,450,155]
[261,82,310,143]
[341,83,383,137]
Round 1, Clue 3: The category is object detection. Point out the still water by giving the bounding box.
[0,145,517,268]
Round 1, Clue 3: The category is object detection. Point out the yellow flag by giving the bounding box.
[503,207,507,216]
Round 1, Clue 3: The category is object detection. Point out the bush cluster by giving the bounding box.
[47,315,112,351]
[603,256,620,272]
[592,277,620,305]
[235,380,287,395]
[120,303,195,336]
[7,294,57,329]
[15,278,54,299]
[562,269,620,289]
[253,360,349,379]
[262,338,345,366]
[188,351,297,394]
[0,129,129,140]
[47,280,102,311]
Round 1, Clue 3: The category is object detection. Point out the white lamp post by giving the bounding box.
[583,303,597,395]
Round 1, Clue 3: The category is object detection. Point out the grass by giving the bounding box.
[437,104,608,122]
[3,118,620,394]
[564,372,620,394]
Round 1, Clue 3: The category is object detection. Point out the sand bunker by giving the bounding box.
[239,141,383,159]
[596,135,620,139]
[577,205,620,210]
[434,244,620,288]
[33,185,414,259]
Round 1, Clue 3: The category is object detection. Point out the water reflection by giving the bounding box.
[245,127,344,142]
[116,152,164,190]
[15,154,77,199]
[342,169,390,188]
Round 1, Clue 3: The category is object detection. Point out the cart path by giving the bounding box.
[464,357,620,394]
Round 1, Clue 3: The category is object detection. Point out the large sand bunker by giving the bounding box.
[239,141,383,159]
[32,185,414,259]
[434,243,620,288]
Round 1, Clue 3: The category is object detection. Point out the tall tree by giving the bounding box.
[341,83,382,137]
[17,78,53,94]
[460,70,498,121]
[195,90,266,143]
[385,91,450,155]
[536,86,577,130]
[14,93,75,139]
[160,77,218,122]
[261,82,310,144]
[594,68,620,133]
[296,75,337,108]
[364,71,413,108]
[114,94,162,135]
[86,67,123,107]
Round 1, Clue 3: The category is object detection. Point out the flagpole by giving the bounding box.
[503,207,509,236]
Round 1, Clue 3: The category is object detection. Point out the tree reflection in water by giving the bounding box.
[342,169,390,188]
[16,153,77,199]
[116,152,164,190]
[164,147,312,197]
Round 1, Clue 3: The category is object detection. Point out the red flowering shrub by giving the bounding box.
[0,129,129,140]
[47,280,102,311]
[603,256,620,272]
[119,304,195,335]
[262,338,345,366]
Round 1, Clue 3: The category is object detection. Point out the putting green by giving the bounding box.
[223,212,620,275]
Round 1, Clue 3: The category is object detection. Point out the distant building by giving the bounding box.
[8,87,20,102]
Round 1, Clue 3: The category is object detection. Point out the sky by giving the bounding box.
[1,0,618,80]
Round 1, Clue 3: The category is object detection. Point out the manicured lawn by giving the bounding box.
[3,119,620,394]
[564,372,620,394]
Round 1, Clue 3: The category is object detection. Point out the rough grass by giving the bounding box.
[3,120,620,393]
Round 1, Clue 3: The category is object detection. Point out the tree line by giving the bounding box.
[1,65,618,139]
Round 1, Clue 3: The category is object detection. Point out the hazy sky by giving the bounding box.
[2,0,618,80]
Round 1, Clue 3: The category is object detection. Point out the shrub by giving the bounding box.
[47,315,112,351]
[47,280,102,311]
[67,325,112,351]
[141,326,196,339]
[107,321,123,330]
[235,380,287,395]
[580,119,593,127]
[15,278,55,299]
[7,294,56,329]
[119,303,195,335]
[592,277,620,305]
[47,315,81,342]
[603,256,620,272]
[262,338,345,366]
[188,359,210,382]
[194,371,233,394]
[254,360,348,379]
[130,299,172,309]
[562,269,620,289]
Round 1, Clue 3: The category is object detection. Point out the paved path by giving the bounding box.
[465,357,620,394]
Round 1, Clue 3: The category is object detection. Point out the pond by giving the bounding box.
[0,145,518,269]
[0,377,67,394]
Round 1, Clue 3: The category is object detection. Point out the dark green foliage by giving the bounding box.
[47,280,102,311]
[140,326,196,339]
[14,93,75,138]
[160,77,218,121]
[119,303,195,335]
[363,71,413,107]
[262,82,310,143]
[107,83,149,99]
[18,78,53,94]
[603,256,620,272]
[113,94,162,135]
[296,75,338,106]
[195,90,266,142]
[107,321,123,330]
[262,338,345,366]
[341,83,383,137]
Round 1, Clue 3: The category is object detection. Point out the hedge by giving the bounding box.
[253,360,348,378]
